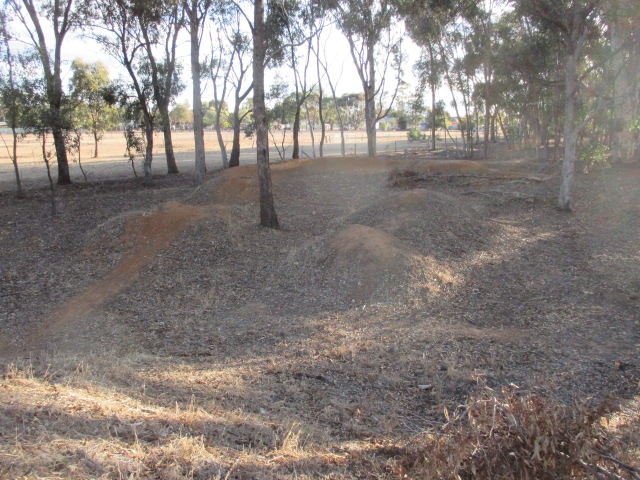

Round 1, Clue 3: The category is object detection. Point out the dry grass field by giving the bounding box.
[0,129,414,187]
[0,143,638,478]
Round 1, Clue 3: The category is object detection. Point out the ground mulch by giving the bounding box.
[0,146,638,478]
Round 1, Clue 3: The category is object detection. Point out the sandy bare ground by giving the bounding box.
[0,146,638,478]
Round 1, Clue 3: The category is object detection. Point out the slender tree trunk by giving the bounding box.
[362,44,377,156]
[187,0,206,184]
[320,61,346,155]
[611,10,640,164]
[52,125,71,184]
[559,48,577,211]
[292,107,301,159]
[253,0,279,228]
[496,110,509,146]
[8,127,23,198]
[93,129,100,158]
[490,111,496,143]
[160,104,179,174]
[213,80,229,168]
[316,54,326,157]
[1,21,23,197]
[438,41,467,156]
[483,63,490,159]
[143,117,154,185]
[229,109,242,168]
[328,84,346,155]
[318,99,326,157]
[42,134,56,216]
[305,103,316,158]
[428,45,436,151]
[431,86,436,150]
[215,121,228,168]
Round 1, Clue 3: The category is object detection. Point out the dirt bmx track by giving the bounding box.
[0,142,638,478]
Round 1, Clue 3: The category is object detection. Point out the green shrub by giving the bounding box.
[407,127,425,141]
[579,141,610,172]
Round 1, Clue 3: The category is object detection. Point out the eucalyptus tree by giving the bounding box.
[3,0,81,184]
[91,0,159,184]
[69,59,118,158]
[334,0,404,156]
[336,92,366,129]
[519,0,607,210]
[183,0,211,183]
[224,0,302,227]
[16,69,59,213]
[207,26,234,168]
[311,32,326,156]
[473,1,497,158]
[227,25,254,168]
[211,3,254,168]
[136,0,184,175]
[283,0,321,160]
[607,0,640,164]
[247,0,293,228]
[0,12,24,197]
[399,0,452,151]
[314,25,347,155]
[490,11,562,157]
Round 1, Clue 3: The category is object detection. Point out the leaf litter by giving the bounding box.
[0,148,638,478]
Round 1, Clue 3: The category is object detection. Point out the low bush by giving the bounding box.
[579,141,610,172]
[408,128,426,141]
[408,387,637,479]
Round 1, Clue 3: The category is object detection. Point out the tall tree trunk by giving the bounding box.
[93,128,100,158]
[431,86,436,150]
[229,108,242,168]
[10,126,23,198]
[215,121,229,168]
[143,117,154,185]
[559,48,577,211]
[52,125,71,184]
[320,58,346,156]
[160,104,179,174]
[253,0,279,228]
[438,40,467,156]
[611,6,640,164]
[316,51,326,157]
[496,110,509,147]
[305,103,316,158]
[328,82,346,156]
[428,44,436,151]
[42,134,56,216]
[2,33,23,198]
[363,44,377,156]
[490,111,496,143]
[292,107,301,159]
[483,62,491,159]
[186,0,206,184]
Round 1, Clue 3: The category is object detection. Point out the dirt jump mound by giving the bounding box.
[323,224,457,304]
[348,188,490,259]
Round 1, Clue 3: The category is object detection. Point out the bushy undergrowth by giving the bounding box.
[408,128,426,141]
[579,142,610,172]
[409,387,638,479]
[387,167,420,187]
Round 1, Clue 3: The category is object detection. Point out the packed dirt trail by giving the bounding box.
[4,155,401,356]
[15,202,207,354]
